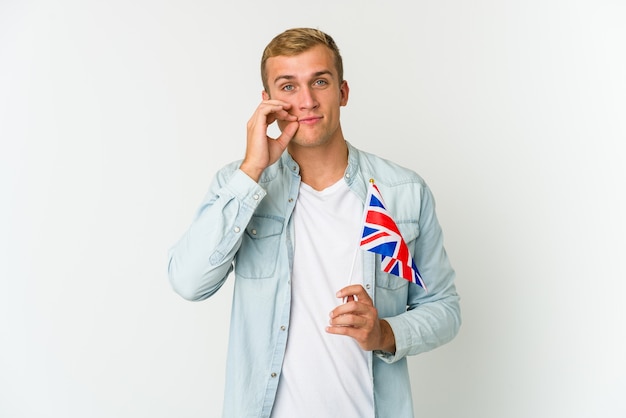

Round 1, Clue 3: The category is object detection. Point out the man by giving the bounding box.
[168,27,461,417]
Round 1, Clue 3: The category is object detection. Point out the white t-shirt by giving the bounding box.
[271,179,375,418]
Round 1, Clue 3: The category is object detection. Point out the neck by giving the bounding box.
[289,139,349,191]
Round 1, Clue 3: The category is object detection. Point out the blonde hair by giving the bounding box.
[261,28,344,92]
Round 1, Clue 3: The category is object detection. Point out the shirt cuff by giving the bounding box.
[374,315,414,364]
[227,169,267,208]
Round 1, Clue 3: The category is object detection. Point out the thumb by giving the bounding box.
[275,120,299,147]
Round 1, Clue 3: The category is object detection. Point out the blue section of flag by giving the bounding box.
[389,263,400,277]
[362,226,378,239]
[369,194,385,209]
[369,242,397,258]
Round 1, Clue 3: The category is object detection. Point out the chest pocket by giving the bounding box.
[374,220,419,290]
[234,215,284,279]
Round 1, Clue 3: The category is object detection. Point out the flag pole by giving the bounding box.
[346,244,359,287]
[346,178,375,289]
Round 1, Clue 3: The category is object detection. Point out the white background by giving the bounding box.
[1,1,625,417]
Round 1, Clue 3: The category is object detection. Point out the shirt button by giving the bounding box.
[345,173,351,178]
[288,198,293,203]
[253,193,259,200]
[234,226,241,233]
[251,229,257,235]
[365,284,371,290]
[280,325,286,331]
[271,373,277,378]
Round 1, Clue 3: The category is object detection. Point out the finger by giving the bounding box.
[325,323,372,347]
[329,302,356,320]
[257,102,297,123]
[261,99,293,108]
[326,324,358,337]
[248,106,291,132]
[326,321,383,352]
[329,313,369,329]
[329,299,374,320]
[273,120,298,145]
[269,109,298,125]
[335,284,373,305]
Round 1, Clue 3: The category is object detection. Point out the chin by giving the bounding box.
[291,136,327,148]
[291,128,329,146]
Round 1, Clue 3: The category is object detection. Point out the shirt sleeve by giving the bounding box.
[167,167,267,301]
[375,184,461,363]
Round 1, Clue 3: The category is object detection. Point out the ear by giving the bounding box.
[339,80,349,106]
[262,90,270,101]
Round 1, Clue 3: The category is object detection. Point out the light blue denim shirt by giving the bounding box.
[168,142,461,418]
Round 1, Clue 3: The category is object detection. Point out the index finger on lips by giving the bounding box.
[257,106,296,126]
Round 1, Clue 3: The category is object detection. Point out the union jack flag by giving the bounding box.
[360,180,427,291]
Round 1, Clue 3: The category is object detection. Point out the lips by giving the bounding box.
[298,116,322,124]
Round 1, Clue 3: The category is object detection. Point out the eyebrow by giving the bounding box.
[273,70,334,85]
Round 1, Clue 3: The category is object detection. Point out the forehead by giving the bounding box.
[265,44,337,84]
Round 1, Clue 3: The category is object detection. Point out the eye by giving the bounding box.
[313,79,328,87]
[281,84,295,92]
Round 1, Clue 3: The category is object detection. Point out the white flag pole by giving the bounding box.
[344,179,376,302]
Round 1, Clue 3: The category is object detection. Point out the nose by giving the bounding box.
[298,86,319,110]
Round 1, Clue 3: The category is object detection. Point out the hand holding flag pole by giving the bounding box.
[331,179,424,351]
[348,179,427,292]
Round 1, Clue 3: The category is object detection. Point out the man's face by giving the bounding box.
[262,44,349,148]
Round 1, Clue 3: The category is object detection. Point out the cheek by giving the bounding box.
[273,92,294,107]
